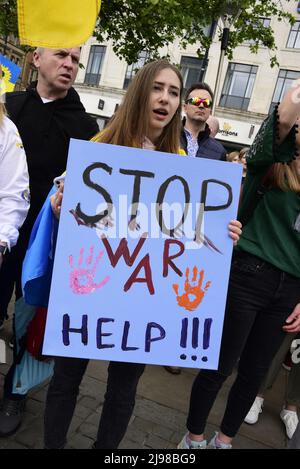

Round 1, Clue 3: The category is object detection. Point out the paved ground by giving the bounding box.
[0,308,292,450]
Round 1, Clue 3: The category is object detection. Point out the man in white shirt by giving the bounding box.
[0,107,29,272]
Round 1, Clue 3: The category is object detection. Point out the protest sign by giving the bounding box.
[43,140,242,369]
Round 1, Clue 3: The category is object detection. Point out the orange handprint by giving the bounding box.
[173,267,211,312]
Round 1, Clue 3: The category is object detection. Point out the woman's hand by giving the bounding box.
[50,182,64,219]
[228,220,242,246]
[283,303,300,333]
[277,80,300,144]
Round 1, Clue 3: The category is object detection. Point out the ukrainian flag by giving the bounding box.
[0,54,21,94]
[18,0,101,48]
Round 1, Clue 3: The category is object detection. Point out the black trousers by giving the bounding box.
[44,359,145,449]
[0,225,30,321]
[187,250,300,437]
[0,245,24,321]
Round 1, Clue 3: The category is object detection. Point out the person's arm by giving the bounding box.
[246,101,297,172]
[50,182,64,219]
[0,117,30,267]
[228,220,242,246]
[220,149,227,161]
[283,303,300,333]
[277,80,300,144]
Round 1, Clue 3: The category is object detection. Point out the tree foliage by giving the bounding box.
[0,0,296,67]
[95,0,296,66]
[0,0,18,38]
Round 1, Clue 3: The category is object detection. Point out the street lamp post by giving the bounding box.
[211,3,241,115]
[198,19,217,83]
[211,17,230,115]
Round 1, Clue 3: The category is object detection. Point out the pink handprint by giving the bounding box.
[69,246,109,294]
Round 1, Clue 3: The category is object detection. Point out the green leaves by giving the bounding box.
[0,0,18,37]
[94,0,296,66]
[0,0,296,67]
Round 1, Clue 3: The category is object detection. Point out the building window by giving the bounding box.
[180,56,204,93]
[96,116,110,131]
[270,69,300,113]
[29,68,38,84]
[9,54,21,65]
[244,18,271,44]
[123,51,149,89]
[287,21,300,49]
[84,45,106,86]
[219,63,258,111]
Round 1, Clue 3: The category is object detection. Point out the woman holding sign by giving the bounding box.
[178,82,300,449]
[22,59,241,449]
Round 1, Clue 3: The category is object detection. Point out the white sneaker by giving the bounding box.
[177,433,207,449]
[208,432,232,449]
[280,409,299,439]
[244,397,264,424]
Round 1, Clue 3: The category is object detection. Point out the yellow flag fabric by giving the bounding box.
[18,0,101,48]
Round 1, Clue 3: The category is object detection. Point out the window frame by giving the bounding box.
[286,21,300,49]
[243,17,271,45]
[123,51,149,89]
[84,45,106,86]
[269,69,300,113]
[219,63,258,111]
[180,55,205,94]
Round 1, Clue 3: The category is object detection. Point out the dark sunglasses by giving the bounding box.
[186,97,212,108]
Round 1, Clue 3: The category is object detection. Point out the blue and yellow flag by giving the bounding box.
[18,0,101,48]
[0,55,22,95]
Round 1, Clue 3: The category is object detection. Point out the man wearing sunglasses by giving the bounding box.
[180,83,226,161]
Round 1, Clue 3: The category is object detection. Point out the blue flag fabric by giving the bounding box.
[12,187,57,395]
[22,186,58,306]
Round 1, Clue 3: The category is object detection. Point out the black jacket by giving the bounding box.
[180,124,226,161]
[5,85,99,242]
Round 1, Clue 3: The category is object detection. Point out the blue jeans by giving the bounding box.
[187,250,300,437]
[44,358,145,449]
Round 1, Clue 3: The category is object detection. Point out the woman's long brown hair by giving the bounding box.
[92,60,183,154]
[272,161,300,194]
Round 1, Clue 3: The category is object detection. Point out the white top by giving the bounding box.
[0,115,30,249]
[41,97,54,104]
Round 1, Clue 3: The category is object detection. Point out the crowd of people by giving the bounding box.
[0,46,299,450]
